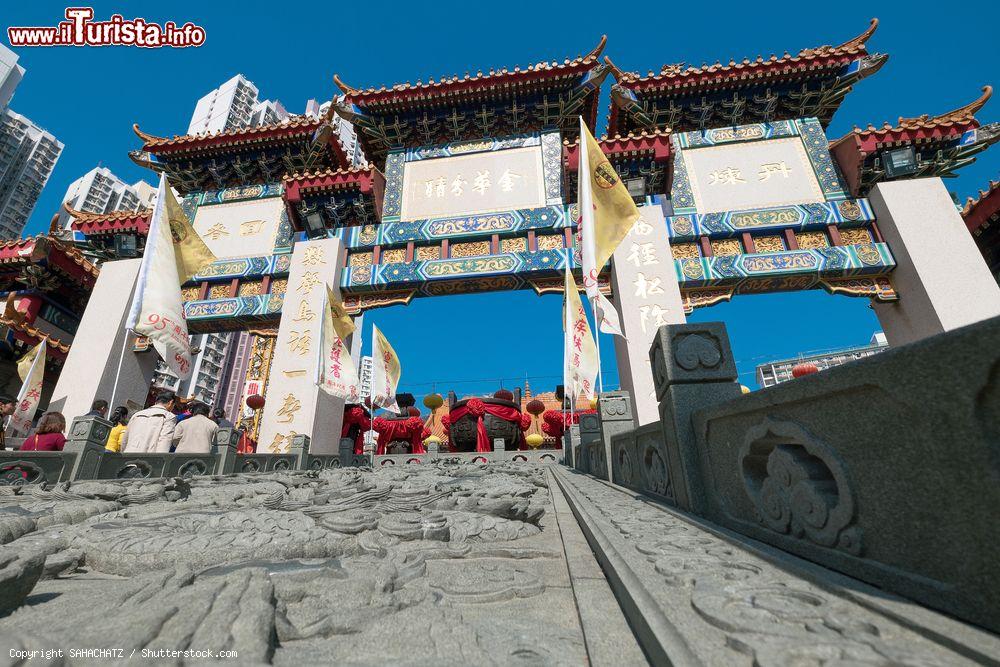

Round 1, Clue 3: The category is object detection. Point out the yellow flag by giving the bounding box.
[317,287,360,402]
[579,117,641,272]
[326,284,356,341]
[371,324,401,411]
[578,117,640,337]
[163,180,216,283]
[563,266,598,401]
[8,339,46,436]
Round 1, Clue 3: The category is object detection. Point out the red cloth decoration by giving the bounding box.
[447,401,528,452]
[372,415,426,455]
[440,414,451,432]
[540,409,597,442]
[519,413,531,430]
[237,432,257,454]
[341,405,371,455]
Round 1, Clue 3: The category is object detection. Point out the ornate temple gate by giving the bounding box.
[54,27,1000,443]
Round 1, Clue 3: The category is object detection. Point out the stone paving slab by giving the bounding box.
[552,466,999,666]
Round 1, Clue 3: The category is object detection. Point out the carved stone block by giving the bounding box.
[649,322,737,400]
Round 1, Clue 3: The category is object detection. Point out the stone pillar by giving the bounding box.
[213,427,240,475]
[258,238,348,454]
[649,322,741,514]
[49,259,158,423]
[595,391,635,479]
[288,434,311,470]
[577,412,601,476]
[64,415,112,481]
[610,201,687,426]
[870,178,1000,347]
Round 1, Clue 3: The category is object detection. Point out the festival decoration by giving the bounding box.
[526,399,546,416]
[577,116,640,337]
[525,434,544,448]
[6,339,46,437]
[246,394,265,411]
[370,325,401,411]
[372,415,426,455]
[563,264,598,400]
[792,362,820,378]
[423,393,443,410]
[317,285,360,401]
[341,405,371,455]
[126,174,211,380]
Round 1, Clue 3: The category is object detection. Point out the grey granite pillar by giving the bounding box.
[649,322,742,513]
[65,416,112,481]
[568,425,582,472]
[213,427,240,475]
[595,391,635,481]
[289,434,311,470]
[338,437,354,466]
[578,412,602,478]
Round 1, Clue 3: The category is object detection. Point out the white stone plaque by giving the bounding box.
[400,146,545,221]
[682,137,824,214]
[191,196,284,259]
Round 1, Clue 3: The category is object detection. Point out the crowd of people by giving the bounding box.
[0,391,236,454]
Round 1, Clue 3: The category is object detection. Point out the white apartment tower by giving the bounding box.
[0,109,62,239]
[305,98,365,167]
[56,166,153,228]
[0,44,25,112]
[187,75,290,135]
[151,332,234,407]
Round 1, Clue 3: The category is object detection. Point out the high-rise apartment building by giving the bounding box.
[56,166,153,228]
[0,44,25,112]
[305,98,366,167]
[151,333,233,407]
[0,109,62,239]
[187,74,291,136]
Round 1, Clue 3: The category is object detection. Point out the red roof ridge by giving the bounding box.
[0,314,71,354]
[136,115,323,149]
[283,165,372,181]
[63,201,151,223]
[897,85,992,128]
[337,36,607,99]
[562,127,673,147]
[963,179,1000,217]
[614,18,878,86]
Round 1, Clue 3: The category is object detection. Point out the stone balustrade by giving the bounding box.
[572,315,1000,636]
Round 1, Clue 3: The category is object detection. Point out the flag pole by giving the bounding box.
[590,295,604,395]
[108,329,132,411]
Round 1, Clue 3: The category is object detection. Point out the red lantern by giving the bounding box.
[493,389,514,402]
[791,362,819,378]
[526,399,546,416]
[246,394,265,410]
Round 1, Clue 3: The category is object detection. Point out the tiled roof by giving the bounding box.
[334,36,607,103]
[133,116,326,152]
[963,180,1000,233]
[0,314,71,355]
[610,19,878,90]
[562,128,673,169]
[65,204,152,236]
[0,235,99,281]
[830,86,992,152]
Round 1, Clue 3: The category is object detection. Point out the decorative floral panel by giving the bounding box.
[238,280,263,297]
[839,228,872,245]
[711,239,742,257]
[181,286,200,301]
[349,252,374,268]
[796,231,829,249]
[209,283,231,299]
[670,243,700,260]
[269,278,288,297]
[416,246,441,260]
[536,234,564,251]
[381,248,406,264]
[501,237,527,253]
[754,235,785,253]
[451,241,491,258]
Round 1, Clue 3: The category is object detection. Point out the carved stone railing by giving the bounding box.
[372,440,561,467]
[0,419,369,484]
[591,315,1000,634]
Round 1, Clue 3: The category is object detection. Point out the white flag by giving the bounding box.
[125,174,193,380]
[7,339,46,437]
[563,265,598,401]
[317,285,361,402]
[370,324,401,412]
[578,116,640,337]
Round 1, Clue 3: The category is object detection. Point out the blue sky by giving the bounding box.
[5,1,998,395]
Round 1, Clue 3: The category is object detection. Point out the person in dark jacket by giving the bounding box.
[0,394,16,450]
[212,408,234,429]
[21,412,67,451]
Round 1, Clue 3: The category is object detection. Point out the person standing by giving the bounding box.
[21,412,66,451]
[105,406,129,453]
[0,394,16,451]
[173,402,218,454]
[212,408,234,429]
[121,391,177,453]
[85,400,108,419]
